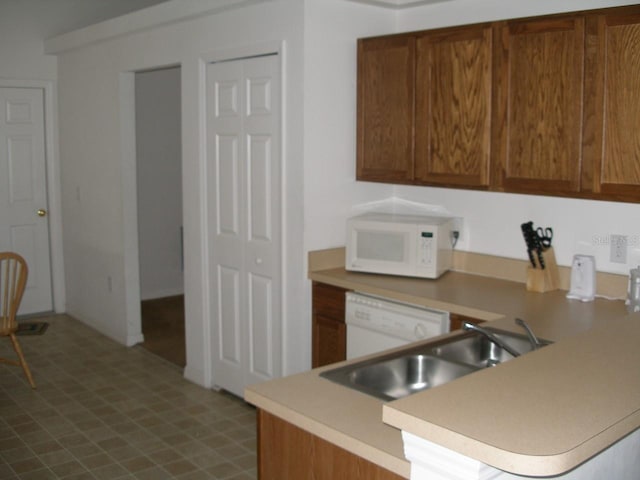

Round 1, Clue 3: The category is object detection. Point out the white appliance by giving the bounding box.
[566,254,596,302]
[346,213,454,279]
[346,292,450,359]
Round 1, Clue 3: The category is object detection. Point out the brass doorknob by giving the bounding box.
[37,209,47,217]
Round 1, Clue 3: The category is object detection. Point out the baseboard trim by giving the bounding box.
[126,332,144,347]
[184,364,210,388]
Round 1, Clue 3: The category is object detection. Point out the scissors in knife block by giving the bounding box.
[536,227,553,250]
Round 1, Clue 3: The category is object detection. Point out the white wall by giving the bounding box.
[135,67,183,300]
[51,0,305,384]
[0,3,55,80]
[0,0,173,314]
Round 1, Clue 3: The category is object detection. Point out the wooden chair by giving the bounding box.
[0,252,35,388]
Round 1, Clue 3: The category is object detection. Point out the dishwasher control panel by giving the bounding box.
[345,292,450,342]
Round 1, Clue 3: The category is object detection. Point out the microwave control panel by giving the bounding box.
[419,231,434,267]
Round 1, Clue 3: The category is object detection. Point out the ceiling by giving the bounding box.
[5,0,453,43]
[347,0,451,8]
[1,0,171,38]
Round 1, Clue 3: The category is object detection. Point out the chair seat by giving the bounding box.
[0,325,18,336]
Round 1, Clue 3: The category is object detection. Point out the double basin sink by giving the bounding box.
[320,326,551,401]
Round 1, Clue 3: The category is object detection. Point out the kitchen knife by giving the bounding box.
[532,233,545,269]
[521,222,537,268]
[527,223,545,269]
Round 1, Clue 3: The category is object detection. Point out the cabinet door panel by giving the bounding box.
[258,410,405,480]
[312,282,346,319]
[583,8,640,200]
[494,17,584,194]
[312,282,347,368]
[312,315,346,368]
[357,35,415,182]
[415,26,492,187]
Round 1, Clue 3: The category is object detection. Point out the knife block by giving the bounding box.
[526,247,560,293]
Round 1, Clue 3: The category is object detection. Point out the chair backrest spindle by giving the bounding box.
[0,251,35,388]
[0,252,28,334]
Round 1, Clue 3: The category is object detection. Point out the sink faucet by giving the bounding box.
[515,317,542,350]
[461,322,521,358]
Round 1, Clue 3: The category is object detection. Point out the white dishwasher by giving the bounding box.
[346,292,450,359]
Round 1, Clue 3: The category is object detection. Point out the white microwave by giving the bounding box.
[345,213,454,279]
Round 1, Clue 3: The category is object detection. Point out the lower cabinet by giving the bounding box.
[311,281,484,367]
[312,282,349,368]
[258,409,405,480]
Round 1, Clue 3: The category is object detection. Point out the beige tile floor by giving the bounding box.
[0,314,257,479]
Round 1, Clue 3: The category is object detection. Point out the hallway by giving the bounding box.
[0,314,256,479]
[141,296,185,368]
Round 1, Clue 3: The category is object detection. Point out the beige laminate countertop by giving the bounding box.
[245,267,639,478]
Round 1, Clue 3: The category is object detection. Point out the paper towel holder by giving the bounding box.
[566,254,596,302]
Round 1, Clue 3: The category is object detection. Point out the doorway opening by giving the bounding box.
[134,66,185,367]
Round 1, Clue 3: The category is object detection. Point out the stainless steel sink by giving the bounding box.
[320,327,552,401]
[431,330,552,368]
[323,354,477,401]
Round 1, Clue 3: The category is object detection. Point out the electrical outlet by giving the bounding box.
[610,234,628,264]
[452,217,464,244]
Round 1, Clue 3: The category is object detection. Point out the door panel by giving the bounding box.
[248,135,272,242]
[243,56,281,389]
[207,54,281,396]
[218,265,241,366]
[357,35,416,182]
[601,19,640,186]
[0,87,52,314]
[10,226,37,290]
[209,61,245,394]
[249,273,273,379]
[493,17,584,194]
[8,136,36,201]
[415,26,492,187]
[583,9,640,200]
[216,134,240,235]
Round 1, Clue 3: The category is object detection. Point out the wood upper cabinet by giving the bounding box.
[357,6,640,201]
[492,16,585,195]
[357,25,493,188]
[582,7,640,201]
[415,25,493,188]
[357,35,415,182]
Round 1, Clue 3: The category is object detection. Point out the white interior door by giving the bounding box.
[207,54,281,397]
[0,87,53,314]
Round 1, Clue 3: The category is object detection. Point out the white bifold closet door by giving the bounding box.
[206,54,281,397]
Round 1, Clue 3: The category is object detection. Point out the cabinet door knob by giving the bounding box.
[37,209,47,217]
[255,258,263,265]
